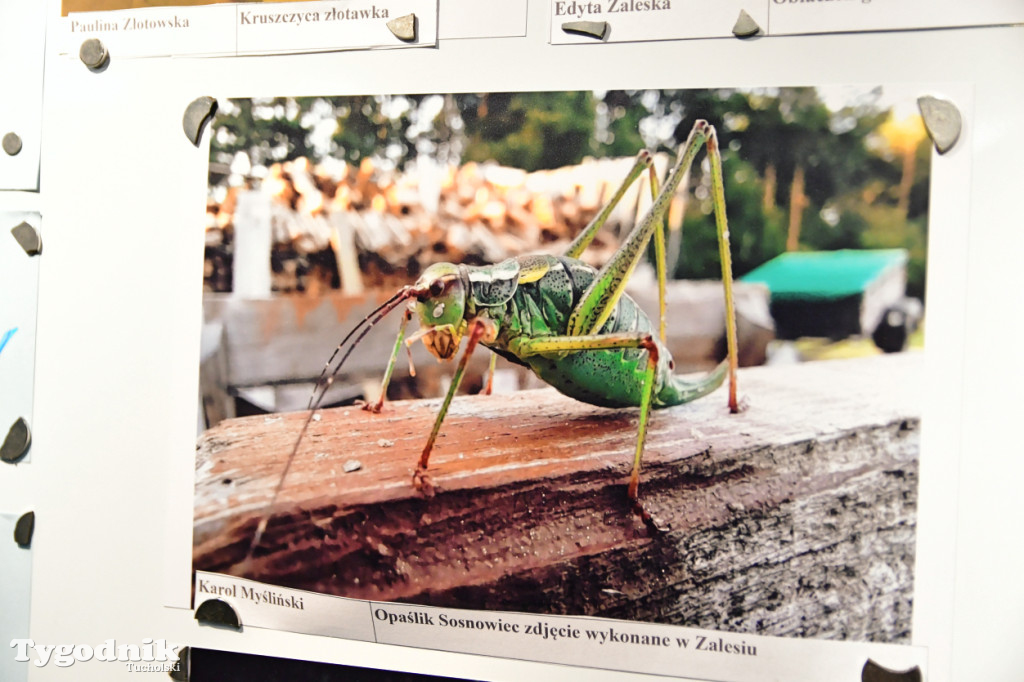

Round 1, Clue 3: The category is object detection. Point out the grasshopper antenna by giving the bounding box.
[307,287,418,409]
[241,286,422,570]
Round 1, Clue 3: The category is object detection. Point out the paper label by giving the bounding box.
[0,513,32,682]
[0,212,40,462]
[195,571,928,680]
[439,0,528,39]
[56,0,438,58]
[550,0,1024,43]
[551,0,767,44]
[0,0,45,190]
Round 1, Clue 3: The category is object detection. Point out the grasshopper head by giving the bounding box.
[411,263,467,360]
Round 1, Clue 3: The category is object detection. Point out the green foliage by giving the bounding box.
[328,95,411,164]
[211,98,316,167]
[673,156,787,280]
[210,87,932,298]
[857,205,929,300]
[596,90,649,157]
[458,92,597,171]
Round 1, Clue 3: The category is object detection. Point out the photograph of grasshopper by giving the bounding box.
[193,87,929,642]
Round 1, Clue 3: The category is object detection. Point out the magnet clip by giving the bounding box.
[10,222,42,256]
[561,21,609,40]
[183,97,218,147]
[386,14,417,42]
[917,95,962,155]
[168,645,190,680]
[2,132,22,156]
[194,598,241,630]
[862,659,922,682]
[732,10,761,38]
[80,38,110,71]
[14,511,34,547]
[1,418,31,463]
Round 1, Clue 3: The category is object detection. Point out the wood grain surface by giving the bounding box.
[194,352,921,641]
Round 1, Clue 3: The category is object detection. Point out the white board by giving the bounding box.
[9,0,1023,679]
[0,512,32,682]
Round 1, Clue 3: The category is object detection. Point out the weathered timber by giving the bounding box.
[194,352,921,642]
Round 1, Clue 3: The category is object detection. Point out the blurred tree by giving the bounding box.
[878,114,928,216]
[626,88,926,296]
[327,94,447,170]
[457,91,597,171]
[596,90,649,156]
[211,97,318,169]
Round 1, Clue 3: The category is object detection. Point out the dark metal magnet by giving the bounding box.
[862,659,923,682]
[1,418,31,463]
[10,221,42,256]
[80,38,110,70]
[194,598,241,629]
[14,511,34,547]
[183,97,218,147]
[561,20,609,40]
[168,646,189,681]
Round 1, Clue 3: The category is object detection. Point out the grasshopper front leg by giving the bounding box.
[413,317,497,495]
[365,308,414,413]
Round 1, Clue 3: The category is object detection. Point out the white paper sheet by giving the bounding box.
[0,512,32,682]
[439,0,528,39]
[549,0,1024,44]
[196,571,927,680]
[0,212,40,464]
[55,0,439,58]
[0,0,46,190]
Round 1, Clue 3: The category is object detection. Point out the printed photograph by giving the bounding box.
[192,86,929,643]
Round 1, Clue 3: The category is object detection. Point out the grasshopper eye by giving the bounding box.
[429,280,445,297]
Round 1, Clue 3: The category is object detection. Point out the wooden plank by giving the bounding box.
[203,290,438,390]
[203,279,771,400]
[193,352,921,641]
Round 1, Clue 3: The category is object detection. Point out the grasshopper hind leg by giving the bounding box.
[629,337,669,535]
[628,471,669,535]
[515,332,669,534]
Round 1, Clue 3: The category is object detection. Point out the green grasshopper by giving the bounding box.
[248,120,739,561]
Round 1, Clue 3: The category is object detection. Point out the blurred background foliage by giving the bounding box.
[210,88,930,299]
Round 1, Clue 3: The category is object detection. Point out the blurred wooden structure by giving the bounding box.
[198,276,772,428]
[194,353,920,641]
[205,155,673,294]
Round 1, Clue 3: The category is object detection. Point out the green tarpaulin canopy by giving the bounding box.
[741,249,908,301]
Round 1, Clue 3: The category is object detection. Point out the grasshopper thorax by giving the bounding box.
[411,262,469,360]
